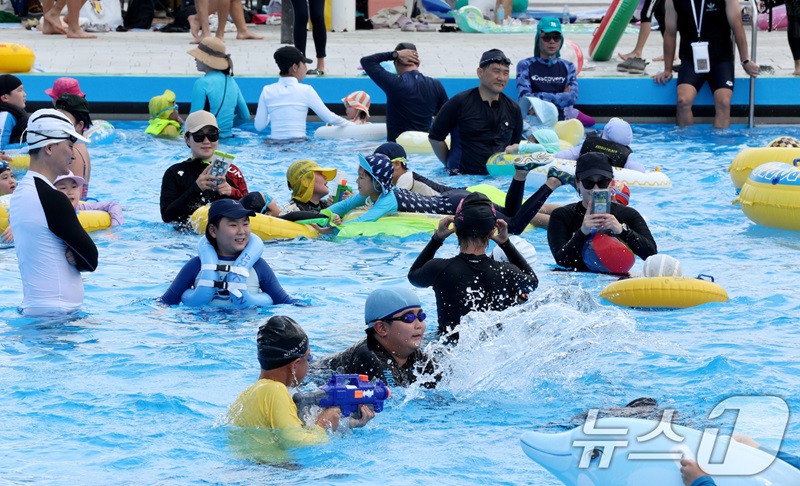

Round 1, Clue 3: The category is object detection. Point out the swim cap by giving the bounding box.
[492,235,537,265]
[56,94,93,130]
[149,89,177,120]
[0,74,22,97]
[257,316,309,370]
[602,118,633,146]
[531,128,561,153]
[25,109,90,150]
[454,192,497,237]
[286,159,337,203]
[239,192,268,214]
[358,153,394,195]
[643,254,682,278]
[364,287,421,326]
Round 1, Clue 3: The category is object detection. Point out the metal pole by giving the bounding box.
[748,0,758,128]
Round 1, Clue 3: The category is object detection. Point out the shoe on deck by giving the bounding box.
[617,57,648,74]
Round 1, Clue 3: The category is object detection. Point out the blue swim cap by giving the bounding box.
[364,287,421,326]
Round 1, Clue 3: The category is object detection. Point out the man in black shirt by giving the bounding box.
[319,287,435,387]
[429,49,523,175]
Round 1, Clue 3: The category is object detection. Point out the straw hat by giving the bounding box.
[187,37,233,73]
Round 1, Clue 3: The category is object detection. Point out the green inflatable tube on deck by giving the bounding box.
[454,0,527,13]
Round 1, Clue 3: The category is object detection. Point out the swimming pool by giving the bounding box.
[1,122,799,484]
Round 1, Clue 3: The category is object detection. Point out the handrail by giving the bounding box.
[745,0,758,128]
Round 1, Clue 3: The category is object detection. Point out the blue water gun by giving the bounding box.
[293,374,391,418]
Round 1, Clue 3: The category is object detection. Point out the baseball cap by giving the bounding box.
[55,94,93,129]
[537,17,562,34]
[342,91,371,117]
[374,142,407,162]
[364,287,421,326]
[274,46,312,72]
[207,199,256,226]
[184,110,218,134]
[45,77,85,102]
[257,316,309,370]
[394,42,417,51]
[286,159,337,203]
[479,48,511,68]
[25,109,90,150]
[0,74,22,97]
[575,152,614,181]
[454,192,497,236]
[520,96,558,129]
[53,170,86,188]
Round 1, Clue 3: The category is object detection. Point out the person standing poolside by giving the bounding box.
[188,37,250,138]
[190,0,263,44]
[516,18,581,122]
[319,287,436,388]
[55,94,93,199]
[547,153,657,272]
[45,77,85,104]
[653,0,759,128]
[429,49,523,175]
[0,75,29,151]
[10,109,97,316]
[408,192,538,341]
[360,42,448,142]
[254,47,351,140]
[617,0,666,69]
[160,110,249,227]
[788,0,800,75]
[161,199,297,307]
[287,0,328,75]
[228,316,374,449]
[41,0,95,38]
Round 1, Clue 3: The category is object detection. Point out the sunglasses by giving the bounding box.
[190,128,220,143]
[541,33,562,42]
[385,309,426,324]
[581,178,612,189]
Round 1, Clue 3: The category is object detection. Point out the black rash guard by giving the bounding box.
[547,201,657,271]
[319,331,436,388]
[408,236,538,339]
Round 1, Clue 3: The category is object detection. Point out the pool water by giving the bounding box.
[1,122,799,484]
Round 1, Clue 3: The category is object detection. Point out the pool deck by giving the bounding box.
[5,5,800,121]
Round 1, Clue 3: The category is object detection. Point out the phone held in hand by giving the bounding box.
[210,150,235,179]
[591,189,611,214]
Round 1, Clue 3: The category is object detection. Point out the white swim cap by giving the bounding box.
[643,254,682,278]
[492,235,537,265]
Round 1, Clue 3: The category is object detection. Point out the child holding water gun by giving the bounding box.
[54,172,124,226]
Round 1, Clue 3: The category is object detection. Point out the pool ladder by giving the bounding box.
[742,0,758,127]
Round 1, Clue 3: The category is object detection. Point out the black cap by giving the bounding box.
[576,152,614,181]
[479,49,511,68]
[274,46,313,72]
[257,316,309,371]
[394,42,417,51]
[207,199,256,226]
[0,74,22,97]
[454,192,497,236]
[239,192,268,214]
[374,142,407,162]
[56,94,93,128]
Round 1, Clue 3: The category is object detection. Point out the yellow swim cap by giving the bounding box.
[286,159,337,203]
[149,89,177,119]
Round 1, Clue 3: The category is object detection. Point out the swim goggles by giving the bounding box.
[390,156,407,167]
[384,309,426,324]
[0,160,9,172]
[153,103,179,119]
[189,128,220,142]
[27,130,78,144]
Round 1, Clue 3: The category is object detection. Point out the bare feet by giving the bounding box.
[653,55,678,62]
[190,33,209,44]
[188,14,200,39]
[236,29,263,40]
[42,11,67,34]
[67,27,97,38]
[618,51,642,61]
[794,71,800,76]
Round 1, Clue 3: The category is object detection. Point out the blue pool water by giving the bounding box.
[1,122,799,484]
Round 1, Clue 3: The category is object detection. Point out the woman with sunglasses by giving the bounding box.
[160,110,249,227]
[318,287,436,388]
[547,153,657,272]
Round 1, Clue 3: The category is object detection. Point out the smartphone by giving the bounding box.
[591,189,611,214]
[209,150,234,179]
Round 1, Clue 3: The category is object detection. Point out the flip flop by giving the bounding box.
[307,68,325,76]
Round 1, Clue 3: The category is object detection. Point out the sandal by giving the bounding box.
[307,68,325,76]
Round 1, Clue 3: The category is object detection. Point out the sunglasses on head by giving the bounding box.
[384,309,426,324]
[581,178,612,189]
[190,128,220,143]
[541,33,562,42]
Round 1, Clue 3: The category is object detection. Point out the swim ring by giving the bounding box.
[600,275,728,309]
[758,4,787,31]
[85,120,116,145]
[454,0,526,13]
[191,205,319,241]
[486,156,672,188]
[0,44,35,73]
[768,136,800,148]
[728,146,800,189]
[314,123,387,141]
[396,131,449,154]
[734,161,800,231]
[588,0,639,61]
[8,154,30,172]
[0,197,111,233]
[553,119,584,147]
[454,5,554,33]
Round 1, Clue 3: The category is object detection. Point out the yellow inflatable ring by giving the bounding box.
[553,119,584,147]
[190,205,319,240]
[0,43,35,73]
[728,146,800,189]
[600,275,728,309]
[9,154,30,172]
[734,161,800,231]
[0,197,111,233]
[396,131,450,155]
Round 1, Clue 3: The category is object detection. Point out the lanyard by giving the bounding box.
[690,0,705,39]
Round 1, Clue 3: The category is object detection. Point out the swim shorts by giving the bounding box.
[677,60,735,93]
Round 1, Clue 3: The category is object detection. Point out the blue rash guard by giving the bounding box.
[189,71,250,138]
[160,255,299,306]
[516,57,578,120]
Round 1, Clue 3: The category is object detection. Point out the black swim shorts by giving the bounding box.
[677,60,735,93]
[640,0,665,34]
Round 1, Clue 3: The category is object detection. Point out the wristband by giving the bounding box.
[741,59,750,66]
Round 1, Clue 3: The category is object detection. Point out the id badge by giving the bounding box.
[691,41,710,73]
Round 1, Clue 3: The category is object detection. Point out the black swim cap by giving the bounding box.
[454,192,497,237]
[257,316,309,371]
